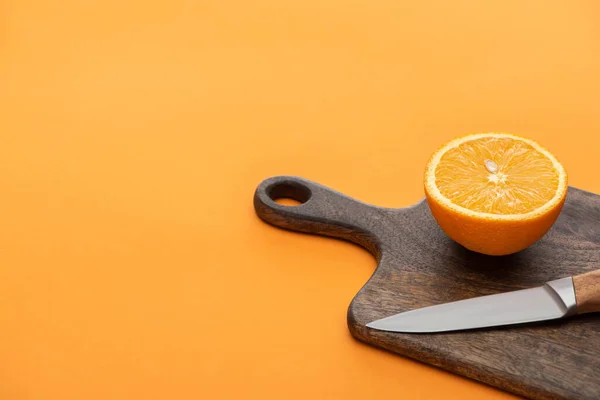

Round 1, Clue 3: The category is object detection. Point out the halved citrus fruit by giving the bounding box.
[424,133,568,256]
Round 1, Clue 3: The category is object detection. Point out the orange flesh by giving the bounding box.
[434,137,559,215]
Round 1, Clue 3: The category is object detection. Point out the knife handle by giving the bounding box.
[253,176,385,257]
[573,269,600,314]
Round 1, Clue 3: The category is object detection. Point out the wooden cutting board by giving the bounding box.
[254,175,600,400]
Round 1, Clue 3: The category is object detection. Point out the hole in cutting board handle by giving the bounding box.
[275,198,303,206]
[267,180,312,206]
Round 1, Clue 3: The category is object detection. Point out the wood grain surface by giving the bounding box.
[254,175,600,400]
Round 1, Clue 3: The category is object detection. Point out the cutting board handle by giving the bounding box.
[253,176,384,257]
[573,269,600,314]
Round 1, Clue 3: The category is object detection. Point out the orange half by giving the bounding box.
[424,133,568,255]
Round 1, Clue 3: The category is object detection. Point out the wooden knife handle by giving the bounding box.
[253,176,388,257]
[573,269,600,314]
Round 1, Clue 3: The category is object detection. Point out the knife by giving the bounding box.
[366,269,600,333]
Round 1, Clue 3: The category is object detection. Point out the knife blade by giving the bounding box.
[366,269,600,333]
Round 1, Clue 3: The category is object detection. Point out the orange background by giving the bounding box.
[1,1,599,399]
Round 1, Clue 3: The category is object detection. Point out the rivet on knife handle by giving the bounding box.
[573,269,600,314]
